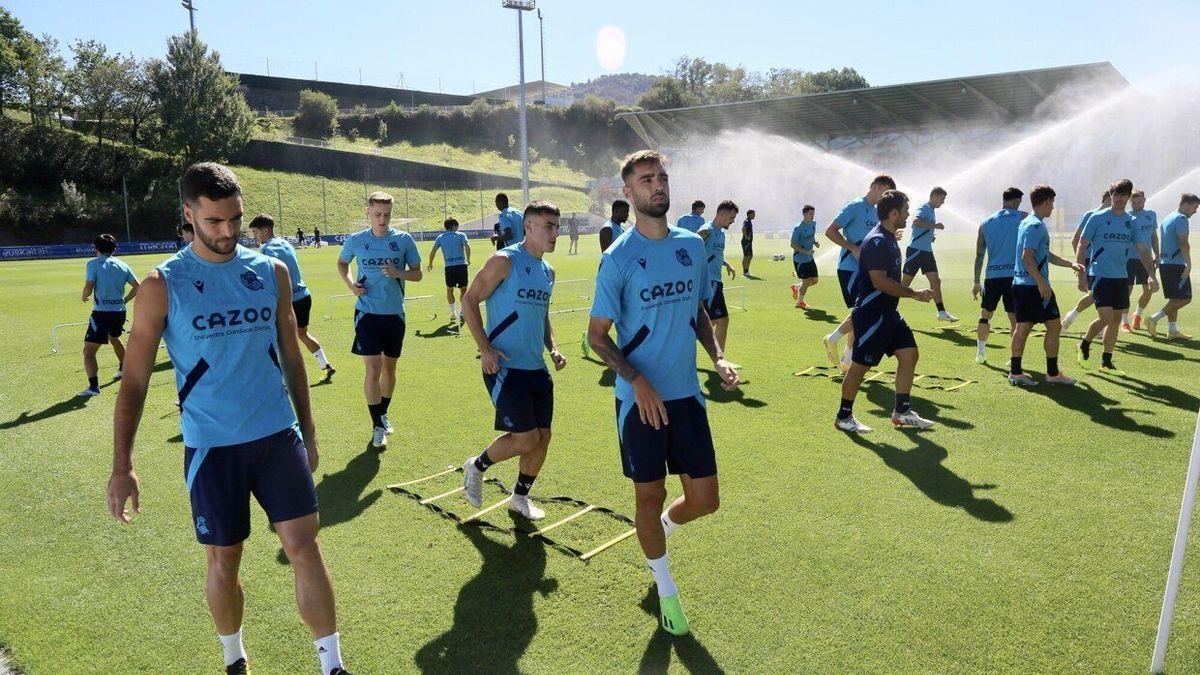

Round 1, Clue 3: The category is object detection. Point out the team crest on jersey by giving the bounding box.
[675,249,693,267]
[389,241,400,252]
[240,270,264,291]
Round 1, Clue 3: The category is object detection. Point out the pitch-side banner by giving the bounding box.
[0,241,182,261]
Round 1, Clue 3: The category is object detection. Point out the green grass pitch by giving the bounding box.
[1,231,1198,673]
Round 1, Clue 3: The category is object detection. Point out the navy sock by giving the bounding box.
[1102,352,1114,367]
[88,376,99,390]
[368,402,384,428]
[936,302,946,312]
[895,393,911,414]
[514,472,537,496]
[837,399,854,420]
[380,395,392,412]
[474,449,495,472]
[1080,340,1091,359]
[1047,357,1059,376]
[1010,356,1022,375]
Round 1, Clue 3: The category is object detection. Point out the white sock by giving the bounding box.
[841,346,852,364]
[1135,306,1144,318]
[314,632,343,675]
[976,339,986,355]
[825,329,841,343]
[1122,312,1129,323]
[314,348,329,368]
[219,628,246,667]
[1153,310,1167,321]
[1063,309,1078,323]
[660,509,680,538]
[448,302,456,316]
[1170,322,1179,333]
[647,554,678,597]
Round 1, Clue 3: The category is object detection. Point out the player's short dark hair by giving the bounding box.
[94,233,117,254]
[876,190,908,222]
[1109,179,1133,196]
[1132,188,1145,198]
[181,162,241,205]
[1030,185,1056,208]
[524,200,560,221]
[691,200,705,210]
[367,191,393,206]
[716,200,738,214]
[620,149,666,183]
[443,218,459,230]
[1100,190,1111,202]
[1181,193,1200,207]
[1002,187,1024,202]
[248,213,274,230]
[746,209,756,216]
[802,204,815,214]
[871,174,896,190]
[495,192,509,208]
[179,222,194,234]
[611,198,629,212]
[930,186,947,198]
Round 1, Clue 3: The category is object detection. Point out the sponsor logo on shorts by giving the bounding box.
[196,516,210,535]
[503,416,514,428]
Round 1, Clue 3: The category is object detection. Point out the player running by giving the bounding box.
[822,174,895,371]
[1076,179,1158,372]
[337,192,422,450]
[1060,191,1112,331]
[790,205,819,309]
[675,200,705,233]
[496,192,526,246]
[587,150,739,637]
[1008,185,1084,386]
[107,163,351,675]
[697,201,739,358]
[740,209,755,276]
[460,201,567,520]
[428,217,472,327]
[833,190,936,433]
[250,214,336,380]
[902,187,956,322]
[971,188,1025,364]
[1147,193,1197,339]
[79,234,139,396]
[1123,189,1159,331]
[599,199,630,253]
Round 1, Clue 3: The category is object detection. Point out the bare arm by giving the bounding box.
[271,261,317,470]
[1023,248,1051,288]
[1181,233,1192,271]
[1152,228,1160,263]
[464,241,472,266]
[543,271,566,371]
[124,278,140,303]
[81,280,95,302]
[337,259,362,294]
[461,254,511,374]
[426,243,441,271]
[973,226,986,285]
[586,316,640,382]
[825,222,857,258]
[599,227,613,251]
[868,269,924,299]
[913,217,936,231]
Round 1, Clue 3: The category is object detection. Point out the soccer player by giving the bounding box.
[822,174,895,371]
[79,234,139,396]
[587,150,739,637]
[296,227,305,247]
[1008,185,1084,386]
[460,201,567,520]
[313,226,322,248]
[428,217,472,325]
[496,192,525,246]
[107,163,351,675]
[567,213,580,254]
[740,209,755,276]
[1060,191,1111,330]
[697,201,739,356]
[833,190,936,432]
[1147,193,1197,338]
[902,187,956,321]
[790,205,819,309]
[337,192,422,450]
[971,187,1025,364]
[675,199,705,233]
[599,199,630,253]
[1076,179,1158,371]
[179,222,195,248]
[1124,189,1159,331]
[250,214,336,379]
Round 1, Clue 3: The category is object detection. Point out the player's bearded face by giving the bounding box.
[187,196,243,256]
[627,162,670,218]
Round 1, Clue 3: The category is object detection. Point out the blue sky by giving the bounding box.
[7,0,1197,94]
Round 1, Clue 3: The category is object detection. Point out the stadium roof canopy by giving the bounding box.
[617,62,1127,149]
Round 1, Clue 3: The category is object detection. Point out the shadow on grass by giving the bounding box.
[1018,380,1174,438]
[698,369,766,408]
[1117,339,1200,364]
[913,327,979,349]
[846,432,1014,523]
[860,381,973,430]
[277,444,383,565]
[800,307,841,325]
[414,521,556,674]
[0,395,91,429]
[1091,371,1200,412]
[416,322,462,340]
[582,355,616,388]
[637,586,725,674]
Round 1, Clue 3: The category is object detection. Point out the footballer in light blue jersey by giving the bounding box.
[337,191,424,449]
[696,201,740,355]
[790,205,819,308]
[1123,191,1160,326]
[79,234,140,395]
[586,151,738,636]
[429,218,473,325]
[675,201,706,233]
[107,164,349,672]
[901,188,954,321]
[972,190,1028,362]
[460,202,567,520]
[495,193,526,246]
[1060,192,1114,332]
[1148,195,1197,338]
[250,214,335,379]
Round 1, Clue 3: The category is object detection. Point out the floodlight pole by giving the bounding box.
[537,9,546,105]
[502,0,534,206]
[181,0,197,35]
[1151,407,1200,673]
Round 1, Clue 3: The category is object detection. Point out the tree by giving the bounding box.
[637,76,699,111]
[149,33,252,162]
[67,39,127,146]
[294,89,338,138]
[121,60,158,145]
[20,33,66,132]
[0,8,25,114]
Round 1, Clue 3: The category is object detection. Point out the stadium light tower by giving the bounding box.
[502,0,534,206]
[181,0,197,35]
[537,8,547,105]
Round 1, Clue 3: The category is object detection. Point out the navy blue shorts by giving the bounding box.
[1161,264,1192,300]
[352,310,405,358]
[981,277,1015,314]
[902,248,938,276]
[616,395,716,483]
[485,367,553,432]
[1091,277,1130,310]
[837,269,858,308]
[794,261,818,279]
[84,310,125,344]
[445,265,468,289]
[705,282,729,320]
[1126,259,1150,286]
[741,240,753,257]
[1013,284,1061,324]
[851,310,916,367]
[183,426,317,547]
[292,294,313,328]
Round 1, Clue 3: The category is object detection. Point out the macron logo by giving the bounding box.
[637,257,647,269]
[193,279,205,293]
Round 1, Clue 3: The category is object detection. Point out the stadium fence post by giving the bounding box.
[321,177,328,231]
[1151,406,1200,673]
[275,178,283,227]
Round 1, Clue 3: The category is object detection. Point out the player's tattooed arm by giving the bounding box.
[586,317,641,382]
[271,261,318,470]
[973,226,986,285]
[695,303,738,390]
